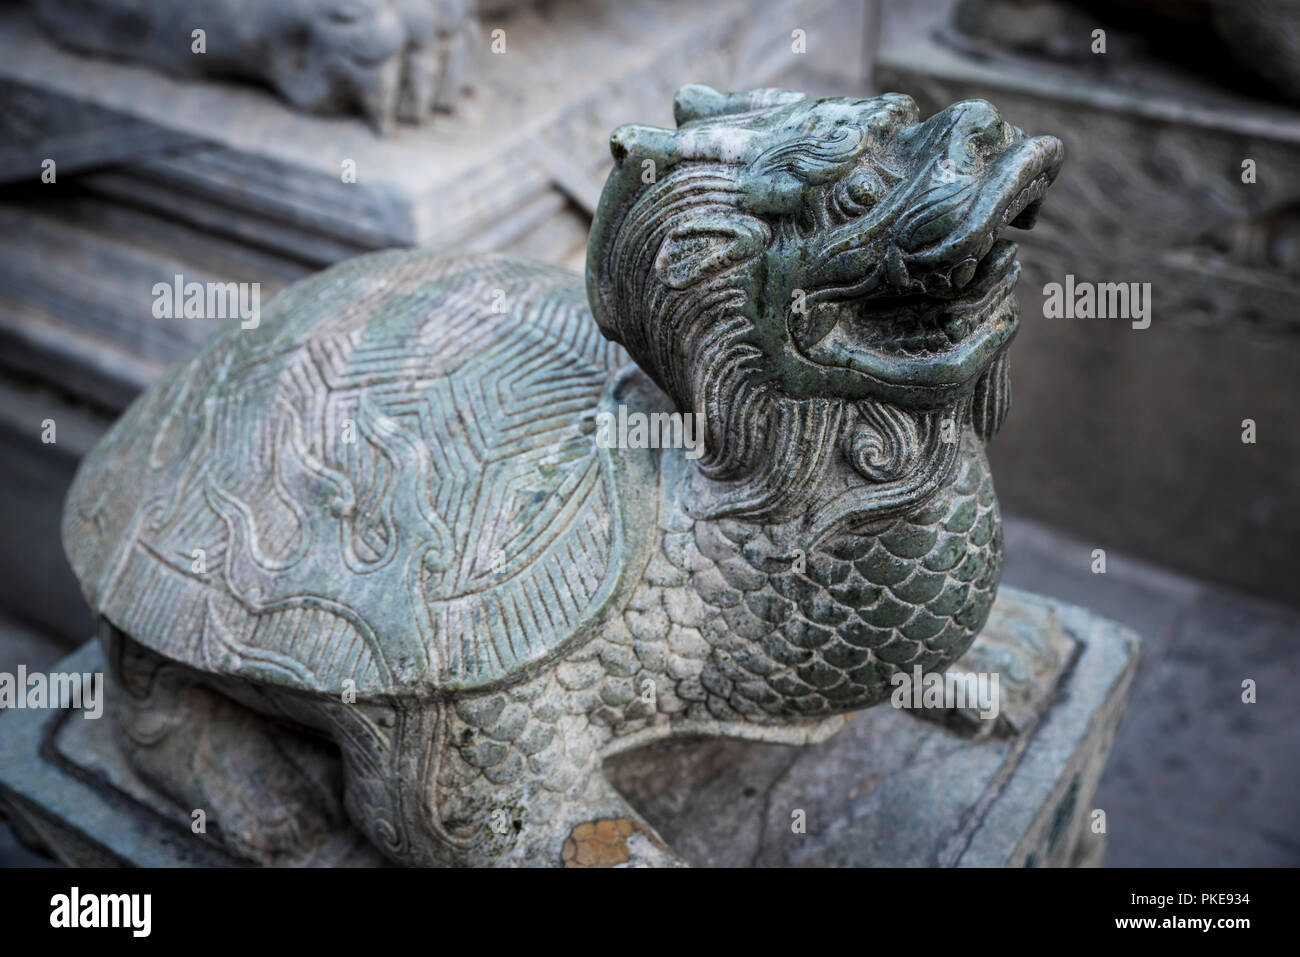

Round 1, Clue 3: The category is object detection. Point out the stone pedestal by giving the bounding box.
[0,587,1140,867]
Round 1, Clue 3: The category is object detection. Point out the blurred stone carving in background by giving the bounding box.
[952,0,1300,105]
[29,0,484,131]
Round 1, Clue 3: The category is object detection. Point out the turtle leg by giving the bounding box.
[101,624,355,865]
[441,759,682,869]
[320,695,685,867]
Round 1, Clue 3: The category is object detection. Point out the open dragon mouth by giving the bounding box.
[790,135,1061,403]
[797,237,1019,359]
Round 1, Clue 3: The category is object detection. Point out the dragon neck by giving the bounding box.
[640,415,1001,720]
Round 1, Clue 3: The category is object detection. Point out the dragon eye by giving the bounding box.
[844,167,884,208]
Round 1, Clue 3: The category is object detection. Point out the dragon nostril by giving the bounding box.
[951,100,1006,155]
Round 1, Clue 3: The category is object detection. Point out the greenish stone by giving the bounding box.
[54,82,1065,867]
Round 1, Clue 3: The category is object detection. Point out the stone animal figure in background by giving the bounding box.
[62,85,1062,867]
[29,0,480,131]
[953,0,1300,104]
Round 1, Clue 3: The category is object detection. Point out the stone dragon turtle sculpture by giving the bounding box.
[62,84,1063,867]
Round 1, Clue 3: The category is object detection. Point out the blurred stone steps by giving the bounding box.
[0,374,108,645]
[0,189,310,407]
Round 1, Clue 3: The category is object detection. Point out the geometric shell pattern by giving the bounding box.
[63,252,639,698]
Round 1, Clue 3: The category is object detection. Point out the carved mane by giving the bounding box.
[587,88,975,534]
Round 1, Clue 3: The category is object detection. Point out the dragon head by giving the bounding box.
[588,85,1062,535]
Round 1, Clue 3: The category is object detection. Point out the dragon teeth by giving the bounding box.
[951,258,978,289]
[924,271,952,296]
[1002,174,1048,226]
[885,244,910,288]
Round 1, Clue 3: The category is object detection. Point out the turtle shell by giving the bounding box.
[63,251,658,700]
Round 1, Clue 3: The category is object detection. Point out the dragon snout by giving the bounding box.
[787,111,1062,405]
[812,112,1062,295]
[949,98,1020,155]
[897,128,1063,276]
[901,98,1021,169]
[893,96,1060,246]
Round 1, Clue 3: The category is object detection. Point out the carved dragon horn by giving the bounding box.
[673,84,807,125]
[607,123,679,170]
[607,85,812,173]
[588,85,811,336]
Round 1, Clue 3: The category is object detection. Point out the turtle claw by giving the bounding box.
[390,0,479,125]
[398,46,440,123]
[351,56,405,135]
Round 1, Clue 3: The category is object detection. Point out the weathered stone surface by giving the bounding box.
[607,588,1139,867]
[1093,585,1300,867]
[47,75,1070,867]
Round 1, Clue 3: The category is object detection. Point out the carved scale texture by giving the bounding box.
[648,433,1003,721]
[419,433,1001,864]
[64,247,1003,865]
